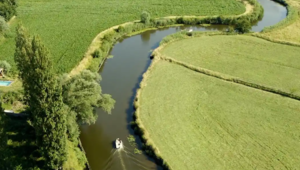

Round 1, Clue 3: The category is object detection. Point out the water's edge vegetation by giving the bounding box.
[70,0,294,169]
[0,0,296,169]
[128,1,297,169]
[71,0,264,76]
[133,30,300,169]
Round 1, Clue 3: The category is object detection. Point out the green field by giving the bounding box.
[138,61,300,170]
[0,0,245,73]
[160,35,300,95]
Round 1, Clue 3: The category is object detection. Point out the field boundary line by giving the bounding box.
[69,0,254,76]
[154,53,300,101]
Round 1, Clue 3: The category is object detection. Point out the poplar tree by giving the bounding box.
[14,25,67,169]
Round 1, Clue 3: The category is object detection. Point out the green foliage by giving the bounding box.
[141,11,151,24]
[1,90,23,105]
[127,135,136,147]
[235,19,252,33]
[92,49,102,58]
[60,70,115,125]
[14,25,67,169]
[134,148,142,154]
[0,16,8,33]
[0,60,11,73]
[0,0,17,21]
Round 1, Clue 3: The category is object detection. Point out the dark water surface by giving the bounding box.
[80,0,287,169]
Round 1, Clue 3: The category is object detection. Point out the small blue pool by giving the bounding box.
[0,81,12,86]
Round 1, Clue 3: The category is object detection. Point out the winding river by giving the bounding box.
[80,0,287,169]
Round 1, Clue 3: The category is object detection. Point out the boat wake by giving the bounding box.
[101,142,154,170]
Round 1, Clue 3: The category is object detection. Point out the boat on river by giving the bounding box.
[115,138,123,149]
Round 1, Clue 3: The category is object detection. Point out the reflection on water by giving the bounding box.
[80,0,287,169]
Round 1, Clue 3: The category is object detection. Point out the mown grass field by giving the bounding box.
[138,61,300,170]
[260,0,300,44]
[160,35,300,95]
[0,0,245,73]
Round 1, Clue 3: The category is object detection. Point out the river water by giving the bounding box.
[80,0,287,169]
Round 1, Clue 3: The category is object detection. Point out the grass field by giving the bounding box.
[138,61,300,170]
[159,35,300,95]
[260,0,300,44]
[0,0,245,73]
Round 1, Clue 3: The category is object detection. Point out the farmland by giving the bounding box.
[0,0,246,73]
[137,61,300,170]
[159,35,300,95]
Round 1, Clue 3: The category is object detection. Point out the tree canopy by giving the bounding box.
[60,70,115,125]
[235,19,252,33]
[14,25,67,169]
[0,0,17,21]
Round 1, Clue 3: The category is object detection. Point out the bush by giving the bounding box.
[92,49,101,58]
[141,11,151,24]
[235,19,252,33]
[0,16,8,33]
[0,60,11,74]
[0,0,17,21]
[1,90,24,105]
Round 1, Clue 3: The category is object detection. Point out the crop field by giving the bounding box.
[138,61,300,170]
[160,35,300,95]
[0,0,245,73]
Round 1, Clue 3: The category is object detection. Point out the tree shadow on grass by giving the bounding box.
[0,113,44,169]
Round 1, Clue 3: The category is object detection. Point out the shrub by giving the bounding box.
[0,16,8,33]
[1,90,24,105]
[235,19,252,33]
[0,0,17,21]
[116,25,125,33]
[141,11,151,24]
[0,60,11,74]
[92,49,101,58]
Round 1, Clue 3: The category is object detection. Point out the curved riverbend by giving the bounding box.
[79,0,287,169]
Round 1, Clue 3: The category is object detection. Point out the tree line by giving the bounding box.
[0,25,115,170]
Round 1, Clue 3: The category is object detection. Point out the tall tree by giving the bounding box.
[59,70,115,125]
[14,25,67,169]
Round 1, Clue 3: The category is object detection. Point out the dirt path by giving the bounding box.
[69,0,254,76]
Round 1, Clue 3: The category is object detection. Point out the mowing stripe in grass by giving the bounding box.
[135,60,300,170]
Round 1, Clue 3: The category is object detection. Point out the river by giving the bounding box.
[80,0,287,169]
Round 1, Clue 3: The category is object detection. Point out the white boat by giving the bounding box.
[115,138,123,149]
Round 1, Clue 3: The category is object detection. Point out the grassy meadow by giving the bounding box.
[138,61,300,170]
[160,35,300,95]
[260,0,300,44]
[0,0,246,73]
